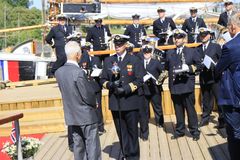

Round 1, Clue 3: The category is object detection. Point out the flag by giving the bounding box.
[10,122,16,144]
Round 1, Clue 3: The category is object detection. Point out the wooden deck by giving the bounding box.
[34,113,229,160]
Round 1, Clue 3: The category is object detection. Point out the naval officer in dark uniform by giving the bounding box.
[79,42,106,134]
[101,34,145,159]
[182,7,206,43]
[196,27,224,128]
[124,14,147,48]
[139,44,164,141]
[86,18,112,62]
[153,8,176,46]
[45,14,73,74]
[165,29,201,141]
[218,0,236,27]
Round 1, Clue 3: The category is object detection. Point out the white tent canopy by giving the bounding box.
[84,2,219,20]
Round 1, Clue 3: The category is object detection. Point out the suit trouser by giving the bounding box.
[171,92,199,136]
[139,92,164,139]
[72,123,101,160]
[112,110,140,160]
[52,46,67,74]
[201,83,224,123]
[222,106,240,160]
[68,126,74,150]
[96,91,104,131]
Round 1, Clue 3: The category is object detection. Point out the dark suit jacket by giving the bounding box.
[215,33,240,106]
[86,25,111,51]
[79,50,102,93]
[218,11,236,27]
[124,24,147,48]
[165,46,201,94]
[55,63,98,126]
[182,17,206,43]
[142,58,163,95]
[153,17,176,45]
[197,42,222,85]
[101,53,145,111]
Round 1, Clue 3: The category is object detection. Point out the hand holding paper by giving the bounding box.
[203,55,216,69]
[91,68,102,77]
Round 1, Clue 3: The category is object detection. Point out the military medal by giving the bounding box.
[127,64,133,76]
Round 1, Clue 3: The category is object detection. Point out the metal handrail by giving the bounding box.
[0,113,24,160]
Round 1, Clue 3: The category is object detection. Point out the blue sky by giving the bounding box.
[31,0,42,9]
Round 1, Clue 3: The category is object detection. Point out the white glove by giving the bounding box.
[174,64,189,74]
[181,64,189,72]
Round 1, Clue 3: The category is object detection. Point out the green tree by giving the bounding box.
[3,0,30,8]
[0,1,42,50]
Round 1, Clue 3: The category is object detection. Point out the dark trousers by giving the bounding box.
[223,107,240,160]
[171,92,199,136]
[68,126,74,151]
[72,123,101,160]
[201,83,224,124]
[51,46,67,74]
[112,110,139,160]
[96,91,104,132]
[139,97,149,139]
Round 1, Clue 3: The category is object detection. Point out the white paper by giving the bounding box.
[222,32,232,43]
[91,69,102,77]
[203,55,216,69]
[143,74,152,82]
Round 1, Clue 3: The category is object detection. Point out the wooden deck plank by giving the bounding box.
[170,115,193,160]
[164,116,181,160]
[157,121,171,160]
[34,114,229,160]
[51,135,70,160]
[208,114,230,160]
[140,135,150,160]
[201,125,228,160]
[102,122,116,160]
[35,134,59,160]
[43,134,66,160]
[149,121,160,160]
[108,131,120,160]
[59,145,73,160]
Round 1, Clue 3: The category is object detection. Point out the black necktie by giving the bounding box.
[62,25,66,32]
[145,60,149,69]
[118,56,122,64]
[177,48,181,55]
[203,45,206,52]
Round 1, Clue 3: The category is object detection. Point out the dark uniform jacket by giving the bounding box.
[153,17,176,45]
[165,47,201,95]
[101,53,145,111]
[79,50,102,93]
[124,24,147,48]
[197,42,222,85]
[86,25,111,51]
[45,24,72,48]
[218,11,236,27]
[182,17,206,43]
[55,63,98,126]
[142,58,163,95]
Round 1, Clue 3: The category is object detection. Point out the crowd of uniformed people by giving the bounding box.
[46,0,240,159]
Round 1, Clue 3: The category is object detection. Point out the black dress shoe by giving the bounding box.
[156,123,164,128]
[192,135,200,141]
[141,137,148,141]
[199,120,209,127]
[99,129,106,135]
[171,133,185,139]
